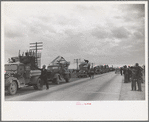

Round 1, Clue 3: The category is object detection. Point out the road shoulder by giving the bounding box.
[119,75,145,100]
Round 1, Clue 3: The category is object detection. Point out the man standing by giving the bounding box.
[131,63,142,91]
[128,66,132,82]
[90,67,95,79]
[143,65,145,83]
[123,65,129,83]
[40,65,49,90]
[120,67,123,76]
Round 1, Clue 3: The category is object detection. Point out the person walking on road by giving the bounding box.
[40,65,49,90]
[90,67,95,79]
[88,70,91,79]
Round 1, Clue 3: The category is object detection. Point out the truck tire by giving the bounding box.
[52,81,55,84]
[65,74,70,83]
[65,78,69,83]
[54,74,61,85]
[33,85,38,90]
[36,78,43,90]
[8,81,17,95]
[53,77,60,85]
[56,77,60,85]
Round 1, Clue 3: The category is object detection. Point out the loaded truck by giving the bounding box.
[77,61,90,78]
[109,66,115,72]
[102,65,110,73]
[94,65,104,74]
[5,51,42,95]
[5,52,71,95]
[94,65,111,74]
[47,56,71,84]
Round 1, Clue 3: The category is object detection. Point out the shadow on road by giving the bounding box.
[5,77,81,99]
[5,72,114,100]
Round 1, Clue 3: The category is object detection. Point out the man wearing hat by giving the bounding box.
[40,65,49,90]
[131,63,142,91]
[123,65,129,83]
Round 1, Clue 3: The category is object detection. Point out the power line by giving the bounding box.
[29,42,43,68]
[74,59,81,70]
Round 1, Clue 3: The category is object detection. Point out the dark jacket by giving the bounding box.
[128,68,132,77]
[40,69,47,79]
[123,68,128,75]
[90,68,95,74]
[131,66,142,79]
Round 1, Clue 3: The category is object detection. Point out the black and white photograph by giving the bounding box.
[1,1,148,121]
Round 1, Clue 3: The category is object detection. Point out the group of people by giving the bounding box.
[121,63,144,91]
[39,63,145,91]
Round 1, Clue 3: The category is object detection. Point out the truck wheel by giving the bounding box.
[36,78,43,90]
[33,85,38,90]
[8,81,17,95]
[53,77,60,85]
[52,81,55,84]
[65,78,69,83]
[56,77,60,85]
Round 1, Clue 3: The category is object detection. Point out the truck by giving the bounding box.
[47,56,71,84]
[5,51,42,95]
[77,61,90,78]
[94,65,104,74]
[109,66,115,72]
[102,65,110,73]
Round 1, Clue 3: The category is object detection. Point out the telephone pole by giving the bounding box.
[91,63,94,68]
[74,59,81,70]
[29,42,43,67]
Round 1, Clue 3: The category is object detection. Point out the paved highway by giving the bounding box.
[5,72,123,101]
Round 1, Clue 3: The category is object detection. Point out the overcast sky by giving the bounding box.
[3,2,145,68]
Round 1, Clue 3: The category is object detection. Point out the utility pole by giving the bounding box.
[29,42,43,68]
[74,59,80,70]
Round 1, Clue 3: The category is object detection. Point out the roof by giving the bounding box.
[48,64,60,67]
[5,62,24,65]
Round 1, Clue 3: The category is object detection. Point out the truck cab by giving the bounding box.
[5,55,42,95]
[5,63,26,95]
[47,64,70,84]
[77,62,90,78]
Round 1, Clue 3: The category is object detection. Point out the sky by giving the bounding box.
[2,2,146,68]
